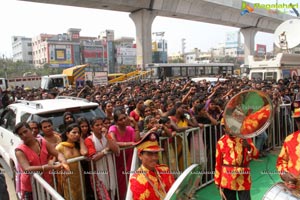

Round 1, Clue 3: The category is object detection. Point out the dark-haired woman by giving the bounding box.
[85,117,119,200]
[59,112,76,133]
[102,101,114,123]
[108,109,140,200]
[159,116,177,172]
[129,98,144,122]
[56,123,87,200]
[77,117,92,140]
[169,102,195,171]
[77,117,95,200]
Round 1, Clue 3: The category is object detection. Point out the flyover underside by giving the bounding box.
[21,0,294,33]
[153,0,286,33]
[20,0,152,12]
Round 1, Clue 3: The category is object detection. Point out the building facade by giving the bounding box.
[32,28,82,68]
[80,39,107,72]
[152,39,168,63]
[11,36,33,64]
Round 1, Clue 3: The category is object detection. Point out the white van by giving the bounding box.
[40,74,69,90]
[248,53,300,81]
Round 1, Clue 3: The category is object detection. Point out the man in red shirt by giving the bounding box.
[130,132,175,200]
[214,118,259,200]
[277,108,300,191]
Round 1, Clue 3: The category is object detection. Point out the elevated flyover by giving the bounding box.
[21,0,295,65]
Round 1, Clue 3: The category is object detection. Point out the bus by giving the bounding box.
[145,63,234,79]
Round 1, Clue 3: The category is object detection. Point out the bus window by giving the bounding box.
[188,67,196,76]
[181,67,187,77]
[205,67,212,75]
[173,67,180,77]
[196,67,205,76]
[212,67,219,75]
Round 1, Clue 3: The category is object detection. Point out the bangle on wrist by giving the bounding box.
[102,149,107,155]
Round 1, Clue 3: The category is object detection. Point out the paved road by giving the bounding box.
[1,167,17,200]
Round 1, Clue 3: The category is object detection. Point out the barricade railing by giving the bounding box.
[158,124,221,188]
[264,103,293,150]
[30,103,293,199]
[30,147,134,200]
[31,173,64,200]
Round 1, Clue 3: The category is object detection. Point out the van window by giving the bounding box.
[49,78,64,88]
[251,72,263,80]
[31,106,105,132]
[264,72,277,81]
[1,110,16,131]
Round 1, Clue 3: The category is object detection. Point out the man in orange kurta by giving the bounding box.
[214,133,259,200]
[130,132,175,200]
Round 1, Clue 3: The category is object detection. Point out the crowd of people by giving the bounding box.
[1,75,300,200]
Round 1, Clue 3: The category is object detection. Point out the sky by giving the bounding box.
[0,0,299,58]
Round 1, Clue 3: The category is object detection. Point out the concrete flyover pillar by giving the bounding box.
[130,9,157,70]
[241,28,258,65]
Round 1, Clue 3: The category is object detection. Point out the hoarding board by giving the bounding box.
[256,44,266,55]
[85,72,93,81]
[93,71,108,86]
[49,44,72,65]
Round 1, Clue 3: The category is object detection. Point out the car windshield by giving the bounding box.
[31,106,105,132]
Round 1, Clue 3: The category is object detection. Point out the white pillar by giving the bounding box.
[130,9,157,70]
[241,28,258,65]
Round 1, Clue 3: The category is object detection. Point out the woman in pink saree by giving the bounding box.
[108,109,140,200]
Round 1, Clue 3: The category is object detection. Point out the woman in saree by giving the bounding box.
[85,117,119,200]
[56,123,88,200]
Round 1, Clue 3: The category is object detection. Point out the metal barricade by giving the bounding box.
[30,105,293,199]
[158,124,221,188]
[31,173,64,200]
[264,103,293,150]
[30,147,136,200]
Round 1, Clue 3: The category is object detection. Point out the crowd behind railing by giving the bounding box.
[6,75,300,200]
[29,105,295,200]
